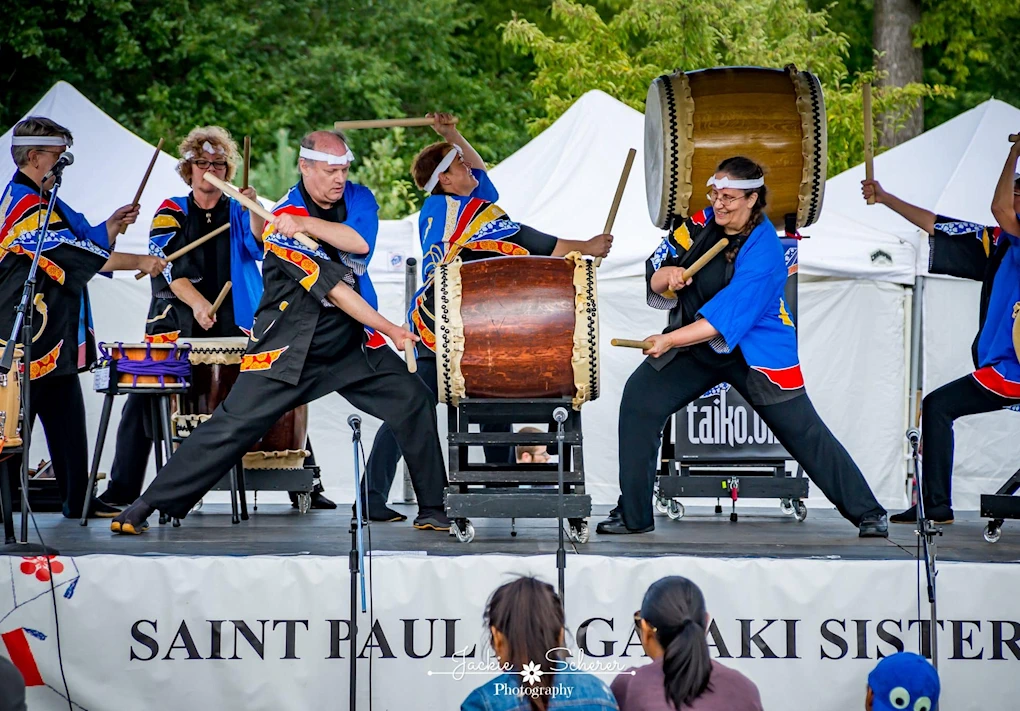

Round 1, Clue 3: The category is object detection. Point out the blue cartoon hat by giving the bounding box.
[868,652,940,711]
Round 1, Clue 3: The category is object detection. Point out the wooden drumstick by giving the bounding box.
[334,117,459,131]
[201,172,318,251]
[662,238,731,298]
[242,135,251,190]
[612,338,653,349]
[404,325,417,374]
[210,281,232,316]
[133,222,231,280]
[863,83,875,205]
[122,138,164,234]
[595,147,636,268]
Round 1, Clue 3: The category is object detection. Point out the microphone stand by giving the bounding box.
[348,415,368,711]
[908,429,940,673]
[553,407,568,607]
[0,169,65,554]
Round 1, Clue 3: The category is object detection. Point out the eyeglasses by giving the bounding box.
[707,191,746,207]
[193,160,228,170]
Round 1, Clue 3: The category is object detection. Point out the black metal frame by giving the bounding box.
[445,398,591,538]
[980,467,1020,543]
[655,413,809,522]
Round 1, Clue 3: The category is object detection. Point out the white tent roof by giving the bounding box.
[802,98,1020,284]
[0,81,186,255]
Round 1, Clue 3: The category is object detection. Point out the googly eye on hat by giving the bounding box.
[868,652,939,711]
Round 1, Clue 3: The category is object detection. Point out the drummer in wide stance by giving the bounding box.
[598,156,889,538]
[361,112,613,522]
[861,135,1020,525]
[111,130,451,534]
[100,126,265,510]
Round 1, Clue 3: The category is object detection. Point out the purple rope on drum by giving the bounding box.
[99,342,193,388]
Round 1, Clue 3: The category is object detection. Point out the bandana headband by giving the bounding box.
[707,175,764,190]
[12,135,70,147]
[183,141,227,160]
[299,146,355,166]
[423,145,463,194]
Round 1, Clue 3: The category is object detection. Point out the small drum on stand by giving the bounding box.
[644,65,827,230]
[176,337,309,470]
[435,253,599,410]
[98,341,192,389]
[0,347,23,452]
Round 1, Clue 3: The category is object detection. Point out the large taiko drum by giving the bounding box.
[435,254,598,410]
[0,347,23,451]
[644,65,827,230]
[174,337,309,470]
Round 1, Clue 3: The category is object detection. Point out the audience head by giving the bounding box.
[516,427,551,464]
[0,656,27,711]
[865,652,939,711]
[484,576,566,710]
[636,576,712,709]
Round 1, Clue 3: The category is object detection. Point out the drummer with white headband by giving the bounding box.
[598,155,888,538]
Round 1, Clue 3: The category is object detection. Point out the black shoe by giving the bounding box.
[890,505,954,525]
[309,493,337,510]
[596,518,654,535]
[63,498,122,519]
[369,504,407,522]
[97,491,133,508]
[413,509,452,531]
[858,513,889,538]
[111,499,154,535]
[604,506,623,524]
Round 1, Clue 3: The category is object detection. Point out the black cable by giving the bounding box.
[358,438,375,711]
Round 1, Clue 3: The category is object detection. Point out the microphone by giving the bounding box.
[348,414,362,430]
[906,428,920,445]
[553,407,568,424]
[44,151,74,180]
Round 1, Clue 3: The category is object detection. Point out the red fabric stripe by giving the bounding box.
[691,208,709,227]
[973,367,1020,398]
[449,198,484,242]
[2,628,45,686]
[274,204,310,218]
[752,364,805,390]
[158,198,185,215]
[2,194,44,237]
[364,330,387,349]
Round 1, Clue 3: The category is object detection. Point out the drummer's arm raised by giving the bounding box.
[431,112,486,171]
[325,282,417,350]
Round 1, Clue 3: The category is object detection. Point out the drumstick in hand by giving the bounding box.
[201,172,318,251]
[242,136,251,190]
[134,222,231,279]
[596,148,637,267]
[863,83,875,205]
[404,325,417,374]
[210,281,232,316]
[662,238,730,298]
[612,339,653,350]
[334,117,459,131]
[122,138,164,234]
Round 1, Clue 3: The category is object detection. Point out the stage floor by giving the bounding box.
[8,504,1019,562]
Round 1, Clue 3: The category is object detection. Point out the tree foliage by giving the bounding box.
[504,0,943,176]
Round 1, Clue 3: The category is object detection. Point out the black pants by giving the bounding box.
[7,374,90,518]
[363,356,512,512]
[920,374,1017,510]
[141,346,447,518]
[617,351,886,529]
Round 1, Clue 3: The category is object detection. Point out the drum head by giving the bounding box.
[644,79,667,228]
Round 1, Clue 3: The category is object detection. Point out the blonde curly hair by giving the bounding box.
[176,126,240,185]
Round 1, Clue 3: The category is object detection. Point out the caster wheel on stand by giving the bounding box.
[158,512,168,525]
[172,517,181,528]
[780,498,795,516]
[192,498,204,512]
[984,521,1002,544]
[510,518,517,538]
[667,500,685,521]
[454,519,475,543]
[567,519,590,544]
[296,493,312,514]
[654,492,668,514]
[793,501,808,522]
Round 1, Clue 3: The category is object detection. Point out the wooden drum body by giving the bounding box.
[435,254,598,410]
[177,337,308,469]
[645,65,826,230]
[0,348,23,450]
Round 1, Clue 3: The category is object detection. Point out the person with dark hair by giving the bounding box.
[0,655,27,711]
[1,116,163,519]
[461,576,619,711]
[862,136,1020,525]
[599,156,888,537]
[612,576,761,711]
[362,113,613,522]
[111,130,451,534]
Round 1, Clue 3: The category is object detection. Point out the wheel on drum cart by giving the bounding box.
[793,500,808,522]
[192,498,204,512]
[984,520,1003,544]
[780,498,795,516]
[567,519,590,544]
[454,519,475,543]
[296,493,312,515]
[667,500,685,521]
[654,491,668,514]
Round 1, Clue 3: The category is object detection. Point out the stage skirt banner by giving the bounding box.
[1,553,1018,710]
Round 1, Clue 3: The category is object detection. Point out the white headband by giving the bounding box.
[183,141,227,160]
[707,175,764,190]
[299,146,355,166]
[12,135,70,147]
[423,145,463,194]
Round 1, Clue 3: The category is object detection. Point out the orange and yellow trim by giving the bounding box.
[240,346,289,372]
[30,340,63,380]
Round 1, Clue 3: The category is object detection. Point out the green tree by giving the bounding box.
[503,0,941,176]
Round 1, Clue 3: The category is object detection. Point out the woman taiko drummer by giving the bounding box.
[599,156,889,538]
